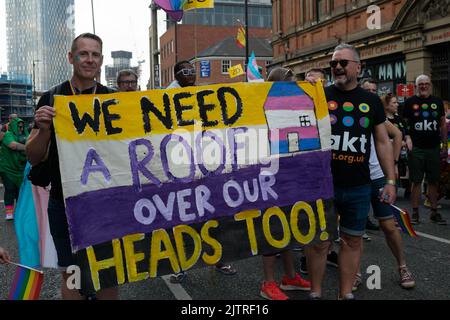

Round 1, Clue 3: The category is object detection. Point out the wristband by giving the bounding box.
[386,179,396,186]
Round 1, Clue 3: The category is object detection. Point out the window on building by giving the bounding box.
[222,60,231,74]
[299,115,312,127]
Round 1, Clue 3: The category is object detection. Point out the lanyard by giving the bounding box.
[69,80,97,95]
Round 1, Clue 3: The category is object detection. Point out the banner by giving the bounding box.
[54,81,336,294]
[184,0,214,11]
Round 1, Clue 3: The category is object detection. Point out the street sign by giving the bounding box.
[200,61,210,78]
[397,84,415,97]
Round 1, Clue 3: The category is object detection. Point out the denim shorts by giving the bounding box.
[48,197,76,268]
[334,184,371,237]
[371,177,394,221]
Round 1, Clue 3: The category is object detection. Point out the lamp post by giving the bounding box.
[91,0,96,34]
[245,0,249,81]
[32,59,40,108]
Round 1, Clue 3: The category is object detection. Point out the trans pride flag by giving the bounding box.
[8,263,44,300]
[247,51,264,82]
[390,204,417,237]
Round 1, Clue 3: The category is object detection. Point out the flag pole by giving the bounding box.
[245,0,249,82]
[91,0,96,34]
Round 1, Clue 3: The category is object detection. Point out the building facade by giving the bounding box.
[0,73,33,123]
[105,51,140,88]
[153,0,273,88]
[271,0,450,101]
[6,0,74,93]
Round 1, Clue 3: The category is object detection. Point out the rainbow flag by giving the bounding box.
[390,205,418,237]
[8,263,44,300]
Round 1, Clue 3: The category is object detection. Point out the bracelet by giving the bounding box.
[386,179,396,186]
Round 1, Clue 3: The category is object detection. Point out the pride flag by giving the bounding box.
[247,51,264,83]
[8,263,44,300]
[390,205,417,237]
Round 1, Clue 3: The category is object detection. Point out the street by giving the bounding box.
[0,185,449,301]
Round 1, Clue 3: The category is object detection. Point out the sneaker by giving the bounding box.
[308,292,322,300]
[339,293,355,300]
[424,199,442,209]
[280,273,311,291]
[215,263,237,275]
[399,266,416,289]
[362,233,371,241]
[430,213,447,225]
[260,281,289,300]
[299,256,308,275]
[326,251,338,268]
[5,213,14,221]
[352,273,362,292]
[411,212,420,225]
[170,271,186,284]
[366,219,380,230]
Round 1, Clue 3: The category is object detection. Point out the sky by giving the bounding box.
[0,0,168,88]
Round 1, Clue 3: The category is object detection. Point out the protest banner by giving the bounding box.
[53,81,336,294]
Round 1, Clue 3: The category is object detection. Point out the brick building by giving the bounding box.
[156,0,272,88]
[271,0,450,101]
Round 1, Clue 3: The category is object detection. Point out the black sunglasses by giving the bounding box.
[329,59,359,68]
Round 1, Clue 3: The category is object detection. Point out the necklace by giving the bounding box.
[69,80,97,96]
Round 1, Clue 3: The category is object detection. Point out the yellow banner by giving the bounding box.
[183,0,214,11]
[228,64,245,78]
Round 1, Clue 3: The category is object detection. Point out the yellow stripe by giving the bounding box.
[54,83,272,142]
[23,270,35,300]
[298,82,329,121]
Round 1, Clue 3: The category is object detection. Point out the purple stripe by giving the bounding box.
[264,96,315,111]
[66,151,333,251]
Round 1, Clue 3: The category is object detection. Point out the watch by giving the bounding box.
[386,179,396,186]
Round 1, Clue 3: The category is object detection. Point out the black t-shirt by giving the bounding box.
[403,95,444,149]
[387,114,407,139]
[35,81,114,201]
[325,85,386,188]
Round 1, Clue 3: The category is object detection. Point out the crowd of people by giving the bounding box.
[0,33,448,301]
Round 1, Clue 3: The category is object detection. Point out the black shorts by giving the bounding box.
[48,197,76,268]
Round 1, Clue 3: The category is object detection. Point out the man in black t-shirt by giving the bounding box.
[25,33,117,300]
[307,44,396,300]
[403,75,448,225]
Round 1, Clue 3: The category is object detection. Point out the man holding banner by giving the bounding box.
[26,33,117,300]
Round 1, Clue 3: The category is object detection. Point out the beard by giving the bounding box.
[333,73,356,89]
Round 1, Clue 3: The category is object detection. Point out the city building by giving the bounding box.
[105,51,140,88]
[0,73,33,123]
[5,0,74,93]
[193,37,272,85]
[271,0,450,101]
[151,0,273,88]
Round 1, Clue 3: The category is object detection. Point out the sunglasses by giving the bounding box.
[176,68,196,76]
[329,59,359,68]
[118,80,137,85]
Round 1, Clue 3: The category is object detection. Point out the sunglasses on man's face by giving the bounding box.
[177,68,196,76]
[329,59,359,68]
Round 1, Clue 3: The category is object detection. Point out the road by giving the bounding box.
[0,185,449,301]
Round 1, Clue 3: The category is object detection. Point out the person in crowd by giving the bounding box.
[166,60,237,283]
[117,69,139,92]
[259,67,311,300]
[300,68,338,280]
[403,75,447,225]
[0,117,29,220]
[308,43,396,300]
[26,33,118,300]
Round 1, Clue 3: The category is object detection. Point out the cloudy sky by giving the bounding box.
[0,0,168,87]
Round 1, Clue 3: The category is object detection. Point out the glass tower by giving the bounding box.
[6,0,74,92]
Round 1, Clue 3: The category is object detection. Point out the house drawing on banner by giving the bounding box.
[263,82,321,155]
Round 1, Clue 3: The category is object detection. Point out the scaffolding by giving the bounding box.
[0,73,34,123]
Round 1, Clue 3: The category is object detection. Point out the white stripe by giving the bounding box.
[416,232,450,245]
[161,275,193,300]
